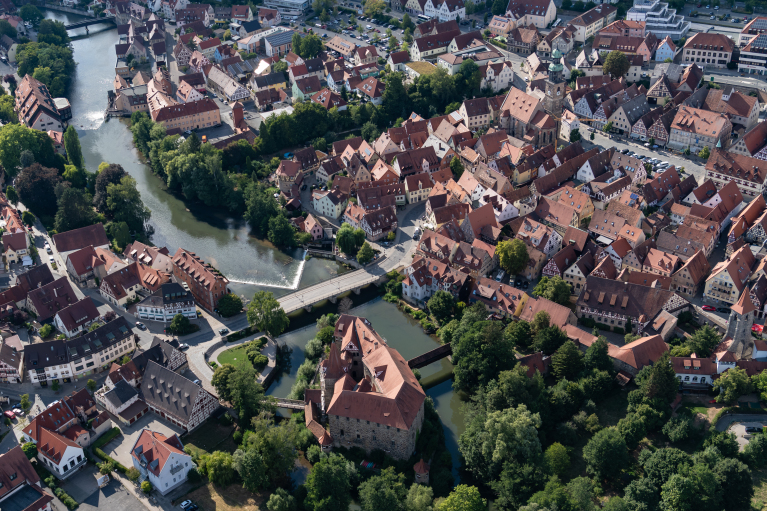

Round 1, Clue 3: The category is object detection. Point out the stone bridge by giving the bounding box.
[65,17,116,30]
[274,397,304,410]
[277,265,387,314]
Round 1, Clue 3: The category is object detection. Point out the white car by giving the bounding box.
[180,501,193,510]
[48,255,54,263]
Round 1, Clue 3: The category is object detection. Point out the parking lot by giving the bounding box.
[729,420,767,450]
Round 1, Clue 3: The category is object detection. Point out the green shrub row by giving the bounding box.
[93,447,128,474]
[91,427,121,450]
[34,462,78,509]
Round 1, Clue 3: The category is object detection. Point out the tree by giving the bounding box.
[688,324,720,358]
[233,448,268,492]
[742,434,767,468]
[617,413,647,449]
[532,276,572,305]
[336,223,363,255]
[698,146,711,159]
[168,314,194,335]
[55,187,98,233]
[713,458,753,511]
[584,336,613,373]
[63,126,84,170]
[428,290,455,322]
[110,221,131,250]
[713,366,752,404]
[212,363,237,402]
[5,185,17,205]
[402,13,415,31]
[22,442,37,460]
[504,320,533,349]
[450,155,464,178]
[268,214,296,248]
[544,443,570,477]
[19,4,42,22]
[86,379,97,393]
[497,239,529,275]
[305,454,354,511]
[439,485,486,511]
[0,19,15,39]
[533,325,568,355]
[93,163,127,209]
[492,0,506,14]
[359,467,408,511]
[15,163,62,217]
[19,394,31,413]
[106,176,150,232]
[227,365,270,426]
[638,352,678,404]
[99,460,115,475]
[267,488,297,511]
[603,50,630,79]
[204,451,236,486]
[662,415,692,443]
[641,448,692,488]
[357,241,375,264]
[459,404,541,479]
[217,294,243,317]
[22,211,35,227]
[361,122,380,142]
[51,380,60,391]
[582,427,630,480]
[590,132,595,141]
[603,121,614,133]
[364,0,386,17]
[62,164,87,190]
[453,320,516,392]
[247,291,289,337]
[551,341,584,380]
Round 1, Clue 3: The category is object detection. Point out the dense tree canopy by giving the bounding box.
[247,291,289,337]
[16,163,62,217]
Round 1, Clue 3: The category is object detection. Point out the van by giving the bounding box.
[495,270,505,282]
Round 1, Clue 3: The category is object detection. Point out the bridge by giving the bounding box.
[277,265,387,314]
[64,17,116,31]
[408,343,452,369]
[274,397,305,410]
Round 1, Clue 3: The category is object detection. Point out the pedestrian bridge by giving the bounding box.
[274,398,304,410]
[408,343,452,369]
[65,17,116,30]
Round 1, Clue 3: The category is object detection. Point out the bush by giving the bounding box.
[613,326,624,334]
[233,431,243,445]
[92,427,122,450]
[579,317,595,328]
[141,481,152,493]
[306,444,323,464]
[126,467,140,482]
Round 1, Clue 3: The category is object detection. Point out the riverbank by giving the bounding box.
[43,10,350,300]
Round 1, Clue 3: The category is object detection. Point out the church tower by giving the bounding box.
[320,341,347,413]
[544,49,565,119]
[725,291,757,359]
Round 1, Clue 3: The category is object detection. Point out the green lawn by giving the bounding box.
[752,469,767,511]
[182,420,238,457]
[217,344,253,369]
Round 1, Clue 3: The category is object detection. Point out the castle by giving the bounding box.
[304,315,426,460]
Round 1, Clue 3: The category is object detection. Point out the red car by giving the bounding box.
[702,305,716,311]
[3,410,14,419]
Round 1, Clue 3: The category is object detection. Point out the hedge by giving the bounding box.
[613,326,625,334]
[33,460,78,509]
[92,427,121,450]
[91,427,128,474]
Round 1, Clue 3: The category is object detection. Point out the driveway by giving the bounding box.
[715,413,767,451]
[102,414,185,468]
[75,477,147,511]
[59,463,101,504]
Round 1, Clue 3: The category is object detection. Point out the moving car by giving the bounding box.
[219,328,229,335]
[702,305,716,311]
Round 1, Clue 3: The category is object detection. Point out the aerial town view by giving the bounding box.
[1,0,767,509]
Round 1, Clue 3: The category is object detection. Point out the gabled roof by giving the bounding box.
[52,223,109,253]
[131,429,188,477]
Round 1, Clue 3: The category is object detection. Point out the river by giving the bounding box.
[49,10,465,477]
[44,10,347,300]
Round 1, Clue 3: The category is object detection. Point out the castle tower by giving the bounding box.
[725,291,757,359]
[320,341,347,413]
[414,459,430,485]
[544,49,565,119]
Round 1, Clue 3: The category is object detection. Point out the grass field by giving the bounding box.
[182,420,238,457]
[753,469,767,511]
[217,344,253,369]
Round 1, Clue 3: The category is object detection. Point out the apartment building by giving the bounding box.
[682,32,735,69]
[667,106,732,153]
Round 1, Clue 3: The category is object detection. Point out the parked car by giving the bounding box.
[179,343,190,351]
[495,270,505,282]
[717,307,731,313]
[12,409,24,417]
[746,426,763,433]
[180,501,194,510]
[3,410,14,419]
[135,322,146,330]
[702,305,716,311]
[219,328,229,335]
[48,255,54,263]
